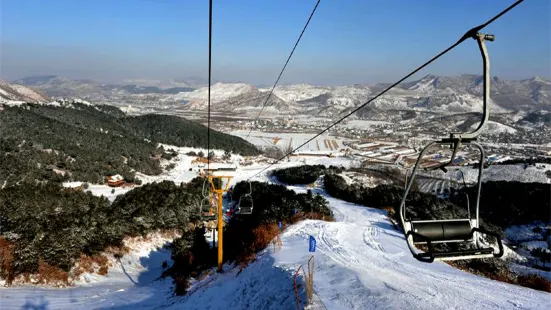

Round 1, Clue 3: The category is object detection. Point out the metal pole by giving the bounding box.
[212,229,215,248]
[217,190,223,271]
[208,175,232,272]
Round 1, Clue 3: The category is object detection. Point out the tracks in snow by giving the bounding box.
[363,225,385,253]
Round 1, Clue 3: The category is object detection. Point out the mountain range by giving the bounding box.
[3,74,550,117]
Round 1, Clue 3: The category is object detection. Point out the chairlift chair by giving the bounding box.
[200,196,217,221]
[398,32,504,263]
[236,182,254,215]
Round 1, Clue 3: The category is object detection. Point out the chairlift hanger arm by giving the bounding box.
[450,33,493,141]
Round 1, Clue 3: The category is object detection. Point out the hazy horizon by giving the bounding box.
[2,71,550,89]
[1,0,549,85]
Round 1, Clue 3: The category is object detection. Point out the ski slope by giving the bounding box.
[2,178,550,309]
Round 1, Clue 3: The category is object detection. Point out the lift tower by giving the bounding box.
[207,174,233,271]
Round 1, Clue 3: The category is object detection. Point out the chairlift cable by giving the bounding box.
[217,0,322,181]
[244,0,322,142]
[207,0,213,173]
[245,0,525,182]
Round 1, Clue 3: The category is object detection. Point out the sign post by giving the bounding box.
[309,235,316,253]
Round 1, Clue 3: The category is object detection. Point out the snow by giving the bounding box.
[511,264,551,281]
[0,231,177,309]
[0,87,9,97]
[343,119,392,129]
[230,130,348,153]
[4,167,551,309]
[63,182,135,203]
[0,100,26,106]
[471,121,518,134]
[3,149,550,309]
[270,84,330,102]
[419,164,551,185]
[10,84,47,102]
[505,223,550,244]
[520,241,550,251]
[172,83,254,104]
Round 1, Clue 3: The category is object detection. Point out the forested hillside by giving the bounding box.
[0,180,203,284]
[0,102,259,186]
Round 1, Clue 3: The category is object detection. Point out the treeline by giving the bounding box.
[322,173,499,232]
[164,181,334,294]
[0,175,335,292]
[123,114,260,156]
[0,179,204,283]
[323,171,550,292]
[451,181,551,228]
[0,103,259,186]
[271,165,344,185]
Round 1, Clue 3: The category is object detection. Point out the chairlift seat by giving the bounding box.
[237,206,253,215]
[409,219,474,243]
[236,189,254,215]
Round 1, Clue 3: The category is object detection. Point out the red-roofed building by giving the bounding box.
[107,174,125,187]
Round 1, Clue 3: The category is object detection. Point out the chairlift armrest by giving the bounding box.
[471,227,504,258]
[405,230,435,263]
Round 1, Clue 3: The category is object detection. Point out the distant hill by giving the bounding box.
[0,79,50,103]
[0,100,259,186]
[14,75,550,115]
[11,75,196,105]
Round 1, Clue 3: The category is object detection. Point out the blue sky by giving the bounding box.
[1,0,549,85]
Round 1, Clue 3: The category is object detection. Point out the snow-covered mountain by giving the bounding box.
[0,79,50,104]
[11,75,196,101]
[168,74,550,115]
[12,75,551,116]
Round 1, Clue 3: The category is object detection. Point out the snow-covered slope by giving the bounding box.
[2,175,549,309]
[0,80,50,103]
[272,84,332,102]
[172,83,256,105]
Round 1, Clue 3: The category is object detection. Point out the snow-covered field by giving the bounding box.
[230,130,348,153]
[398,163,551,188]
[343,119,392,129]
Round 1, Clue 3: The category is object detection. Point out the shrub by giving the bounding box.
[37,259,69,286]
[0,237,15,284]
[73,254,110,278]
[517,274,551,293]
[272,165,343,185]
[0,179,205,283]
[163,227,214,295]
[223,181,333,267]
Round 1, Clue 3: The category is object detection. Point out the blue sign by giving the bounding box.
[278,221,282,230]
[309,235,316,252]
[293,208,298,214]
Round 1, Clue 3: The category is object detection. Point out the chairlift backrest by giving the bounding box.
[236,182,254,215]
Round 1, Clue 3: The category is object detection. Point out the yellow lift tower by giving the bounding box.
[207,174,233,272]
